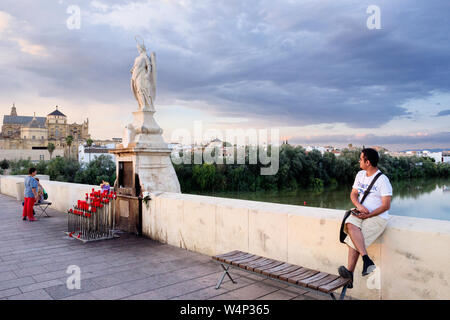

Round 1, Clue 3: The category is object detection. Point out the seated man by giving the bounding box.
[339,148,393,287]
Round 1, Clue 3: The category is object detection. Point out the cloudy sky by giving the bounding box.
[0,0,449,151]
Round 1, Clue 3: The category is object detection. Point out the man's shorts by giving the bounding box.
[344,214,389,250]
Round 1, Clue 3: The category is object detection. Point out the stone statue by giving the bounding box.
[110,36,181,197]
[130,37,157,111]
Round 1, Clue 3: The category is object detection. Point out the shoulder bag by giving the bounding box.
[339,171,383,243]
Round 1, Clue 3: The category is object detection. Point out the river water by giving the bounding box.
[192,178,450,221]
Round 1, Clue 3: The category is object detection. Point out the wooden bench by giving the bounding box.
[212,250,351,300]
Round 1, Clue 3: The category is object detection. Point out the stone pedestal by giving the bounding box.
[109,108,180,234]
[110,146,181,194]
[110,108,181,195]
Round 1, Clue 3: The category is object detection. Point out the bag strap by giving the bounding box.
[360,171,383,205]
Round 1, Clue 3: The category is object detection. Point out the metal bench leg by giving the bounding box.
[42,205,50,217]
[215,264,236,289]
[329,284,348,300]
[36,204,50,218]
[339,284,348,300]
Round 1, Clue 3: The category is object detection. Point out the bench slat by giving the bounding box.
[270,265,303,279]
[287,270,320,284]
[307,274,340,290]
[240,257,266,269]
[278,267,311,282]
[222,252,252,264]
[238,256,264,269]
[213,250,243,262]
[232,255,261,267]
[318,277,351,293]
[261,263,293,276]
[297,272,329,287]
[253,261,284,274]
[245,258,276,271]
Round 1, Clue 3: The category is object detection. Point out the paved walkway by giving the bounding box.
[0,193,341,300]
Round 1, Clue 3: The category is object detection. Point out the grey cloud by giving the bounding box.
[435,110,450,117]
[1,0,450,132]
[290,131,450,150]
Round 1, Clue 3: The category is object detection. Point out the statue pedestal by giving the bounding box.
[110,109,181,194]
[109,146,181,194]
[109,109,180,234]
[130,109,168,149]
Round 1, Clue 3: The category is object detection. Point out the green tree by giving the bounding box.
[46,157,80,182]
[65,135,74,159]
[0,159,9,170]
[74,155,116,186]
[86,138,93,163]
[9,159,34,175]
[192,164,216,191]
[47,142,55,159]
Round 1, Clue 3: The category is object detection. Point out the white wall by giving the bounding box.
[0,149,64,162]
[78,144,115,164]
[0,175,98,213]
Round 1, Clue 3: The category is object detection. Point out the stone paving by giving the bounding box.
[0,193,346,300]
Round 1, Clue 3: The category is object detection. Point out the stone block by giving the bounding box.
[215,204,249,255]
[181,201,216,256]
[249,208,287,261]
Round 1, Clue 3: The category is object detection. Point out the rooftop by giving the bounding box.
[0,194,332,300]
[3,115,46,126]
[47,107,66,117]
[27,116,45,129]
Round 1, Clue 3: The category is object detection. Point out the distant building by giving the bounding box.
[331,150,341,157]
[422,150,442,163]
[370,146,389,153]
[1,104,89,160]
[0,149,64,163]
[391,149,450,163]
[305,146,327,155]
[443,151,450,163]
[78,143,115,164]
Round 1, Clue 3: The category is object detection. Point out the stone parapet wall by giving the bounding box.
[0,175,97,213]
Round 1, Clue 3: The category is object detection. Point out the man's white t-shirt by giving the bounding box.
[352,169,393,220]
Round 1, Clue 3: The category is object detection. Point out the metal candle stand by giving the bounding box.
[65,189,119,243]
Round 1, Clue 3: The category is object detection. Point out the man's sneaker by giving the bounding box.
[362,256,376,276]
[338,266,353,289]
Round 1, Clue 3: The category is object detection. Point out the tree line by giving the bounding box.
[0,155,116,186]
[1,145,448,193]
[173,145,450,193]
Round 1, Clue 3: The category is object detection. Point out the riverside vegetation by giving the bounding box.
[1,145,449,193]
[172,145,450,193]
[0,155,116,186]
